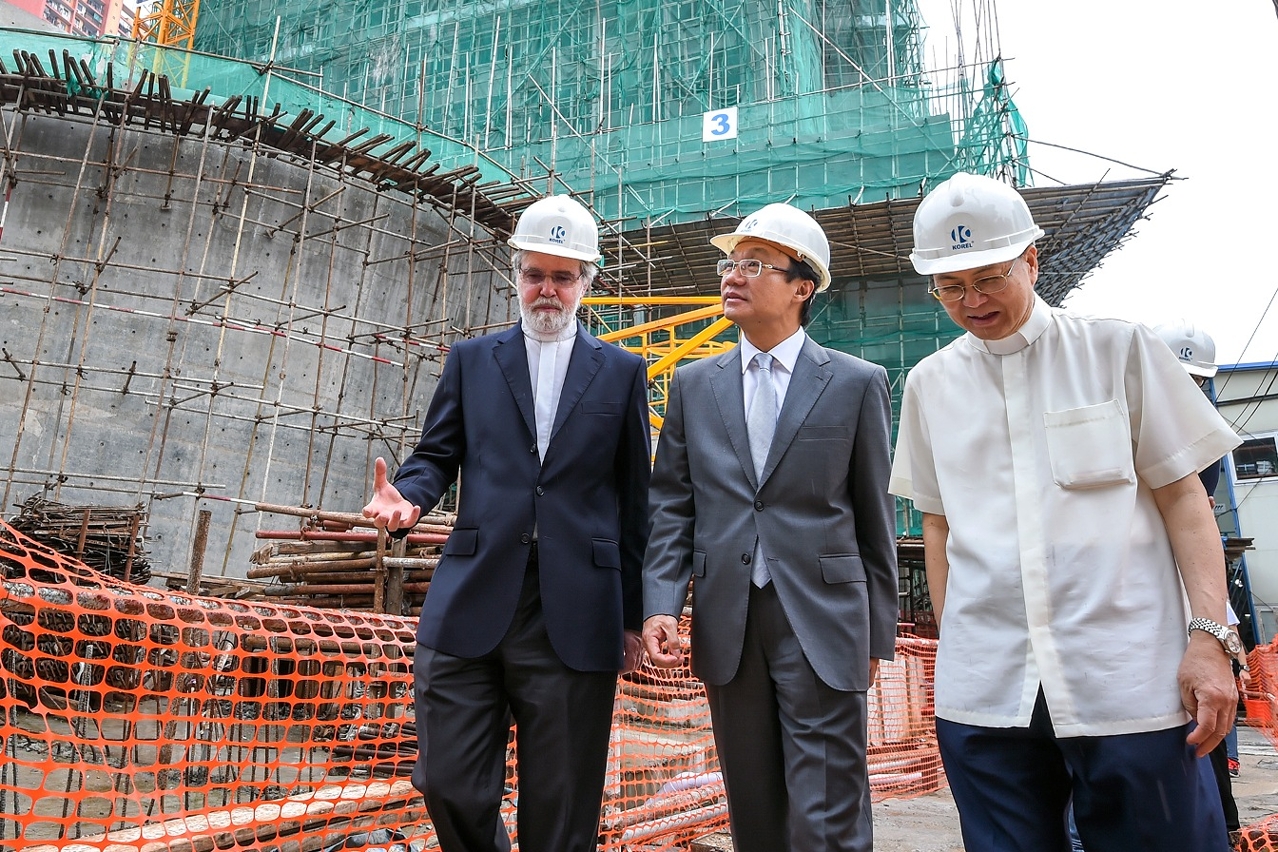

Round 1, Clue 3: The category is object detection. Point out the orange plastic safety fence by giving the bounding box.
[1,520,943,852]
[1244,642,1278,746]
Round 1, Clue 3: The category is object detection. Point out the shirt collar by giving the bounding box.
[523,319,579,344]
[740,327,807,375]
[967,296,1052,356]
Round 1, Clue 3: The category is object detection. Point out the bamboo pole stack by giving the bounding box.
[248,503,455,614]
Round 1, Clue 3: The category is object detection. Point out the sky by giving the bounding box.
[917,0,1278,367]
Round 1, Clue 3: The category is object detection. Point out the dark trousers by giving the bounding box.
[1208,737,1240,832]
[936,689,1229,852]
[411,554,618,852]
[704,581,873,852]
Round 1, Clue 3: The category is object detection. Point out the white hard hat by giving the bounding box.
[711,203,832,292]
[910,172,1044,276]
[507,195,601,263]
[1154,320,1218,378]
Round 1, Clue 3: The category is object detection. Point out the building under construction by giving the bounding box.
[0,1,1168,582]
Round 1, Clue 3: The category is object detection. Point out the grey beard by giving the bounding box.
[520,301,577,337]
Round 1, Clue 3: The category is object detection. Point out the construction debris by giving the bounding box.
[7,495,151,584]
[239,502,454,614]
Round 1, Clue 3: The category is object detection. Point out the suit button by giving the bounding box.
[536,486,544,496]
[520,533,531,544]
[754,500,764,511]
[529,444,537,453]
[741,553,751,564]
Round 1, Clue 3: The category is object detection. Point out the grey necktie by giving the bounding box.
[747,353,776,587]
[748,353,776,480]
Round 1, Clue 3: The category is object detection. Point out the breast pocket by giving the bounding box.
[1043,400,1136,489]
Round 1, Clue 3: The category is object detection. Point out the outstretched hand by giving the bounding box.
[362,457,421,532]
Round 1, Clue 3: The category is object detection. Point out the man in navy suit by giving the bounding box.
[363,195,651,852]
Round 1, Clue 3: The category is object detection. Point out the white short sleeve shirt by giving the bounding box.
[889,297,1241,736]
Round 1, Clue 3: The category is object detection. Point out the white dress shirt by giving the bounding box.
[890,297,1240,736]
[524,320,578,462]
[739,327,805,419]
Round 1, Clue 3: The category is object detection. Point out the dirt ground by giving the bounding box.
[698,724,1278,852]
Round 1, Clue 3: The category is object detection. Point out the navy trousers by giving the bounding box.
[935,689,1229,852]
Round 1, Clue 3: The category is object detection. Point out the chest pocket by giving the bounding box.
[1043,399,1136,489]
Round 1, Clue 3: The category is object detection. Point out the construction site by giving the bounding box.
[1,0,1276,849]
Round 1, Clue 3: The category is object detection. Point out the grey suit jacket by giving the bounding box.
[643,336,898,691]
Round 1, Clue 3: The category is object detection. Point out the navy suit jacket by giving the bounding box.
[393,322,651,672]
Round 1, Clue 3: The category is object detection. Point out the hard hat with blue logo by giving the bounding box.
[710,203,832,292]
[1153,320,1218,378]
[507,195,601,264]
[909,172,1044,276]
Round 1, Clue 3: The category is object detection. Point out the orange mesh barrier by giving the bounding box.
[1244,642,1278,742]
[1,520,942,851]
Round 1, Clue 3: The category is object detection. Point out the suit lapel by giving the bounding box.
[763,337,832,483]
[550,327,605,443]
[710,347,759,489]
[493,324,537,443]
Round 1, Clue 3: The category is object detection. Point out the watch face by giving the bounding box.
[1226,632,1244,656]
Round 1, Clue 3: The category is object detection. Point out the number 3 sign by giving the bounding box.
[702,106,739,142]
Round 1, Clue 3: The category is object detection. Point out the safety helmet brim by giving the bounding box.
[909,227,1043,276]
[507,235,601,263]
[1183,362,1219,378]
[710,233,832,292]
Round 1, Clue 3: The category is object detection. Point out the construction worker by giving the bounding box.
[1155,319,1248,843]
[643,203,898,852]
[363,195,651,852]
[889,172,1241,852]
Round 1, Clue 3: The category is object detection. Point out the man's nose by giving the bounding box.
[961,285,987,308]
[539,279,559,298]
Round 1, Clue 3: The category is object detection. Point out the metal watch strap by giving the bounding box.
[1187,617,1231,653]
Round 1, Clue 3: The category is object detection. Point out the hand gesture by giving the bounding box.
[362,457,421,532]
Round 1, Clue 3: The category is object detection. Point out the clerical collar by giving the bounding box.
[523,319,579,344]
[969,297,1051,356]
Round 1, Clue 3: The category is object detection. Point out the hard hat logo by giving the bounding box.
[1154,320,1218,378]
[910,172,1043,276]
[549,225,567,244]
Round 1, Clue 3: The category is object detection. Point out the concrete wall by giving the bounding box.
[0,108,516,586]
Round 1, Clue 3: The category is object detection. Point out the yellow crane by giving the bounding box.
[583,296,733,432]
[131,0,201,50]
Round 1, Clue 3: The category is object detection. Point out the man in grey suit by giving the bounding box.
[642,203,898,852]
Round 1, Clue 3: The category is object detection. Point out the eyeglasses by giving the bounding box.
[928,257,1021,302]
[717,258,782,278]
[519,267,581,287]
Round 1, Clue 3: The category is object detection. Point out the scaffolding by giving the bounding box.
[194,0,1021,226]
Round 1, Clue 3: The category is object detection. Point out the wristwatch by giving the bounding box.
[1188,617,1244,657]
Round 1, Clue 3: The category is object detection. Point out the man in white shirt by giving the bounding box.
[889,172,1241,852]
